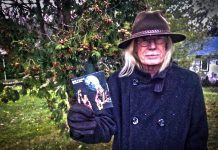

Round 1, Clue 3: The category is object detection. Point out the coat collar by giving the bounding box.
[132,63,172,93]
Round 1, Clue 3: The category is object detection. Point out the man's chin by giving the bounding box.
[142,60,162,66]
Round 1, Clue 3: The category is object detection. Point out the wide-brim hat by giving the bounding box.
[118,11,186,49]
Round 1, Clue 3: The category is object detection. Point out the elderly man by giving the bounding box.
[67,10,208,150]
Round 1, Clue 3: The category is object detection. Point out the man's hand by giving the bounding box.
[67,103,97,137]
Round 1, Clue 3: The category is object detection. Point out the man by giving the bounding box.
[67,10,208,150]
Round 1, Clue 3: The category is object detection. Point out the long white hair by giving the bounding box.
[119,36,173,77]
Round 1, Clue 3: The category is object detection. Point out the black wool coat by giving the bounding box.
[70,63,208,150]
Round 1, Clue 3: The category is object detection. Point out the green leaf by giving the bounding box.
[10,90,20,102]
[37,87,51,99]
[91,50,101,59]
[55,44,65,50]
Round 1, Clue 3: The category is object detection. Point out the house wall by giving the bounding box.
[208,58,218,78]
[190,58,218,79]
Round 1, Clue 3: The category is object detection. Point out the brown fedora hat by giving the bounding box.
[118,11,186,49]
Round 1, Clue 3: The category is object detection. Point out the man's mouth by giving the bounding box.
[143,54,160,60]
[145,54,160,57]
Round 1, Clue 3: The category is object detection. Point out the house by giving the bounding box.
[189,36,218,85]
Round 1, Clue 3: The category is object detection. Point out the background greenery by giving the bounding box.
[0,90,112,150]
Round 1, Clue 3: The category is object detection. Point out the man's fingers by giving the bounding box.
[69,103,94,118]
[68,112,94,122]
[72,129,95,135]
[68,120,97,130]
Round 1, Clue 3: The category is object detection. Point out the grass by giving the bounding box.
[203,87,218,150]
[0,95,111,150]
[0,87,217,150]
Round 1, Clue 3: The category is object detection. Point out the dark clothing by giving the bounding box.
[70,63,208,150]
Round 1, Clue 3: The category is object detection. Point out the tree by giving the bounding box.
[166,0,218,32]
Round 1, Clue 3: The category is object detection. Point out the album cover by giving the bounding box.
[70,71,113,112]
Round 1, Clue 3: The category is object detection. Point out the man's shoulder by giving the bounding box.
[108,69,132,85]
[108,70,121,83]
[170,63,200,82]
[109,70,120,79]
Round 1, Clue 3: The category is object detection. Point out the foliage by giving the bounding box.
[0,19,28,79]
[0,0,145,129]
[166,0,218,33]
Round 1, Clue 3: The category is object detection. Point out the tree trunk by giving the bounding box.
[0,0,5,19]
[62,0,71,30]
[36,0,46,39]
[54,0,63,29]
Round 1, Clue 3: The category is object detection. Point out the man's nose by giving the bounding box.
[148,40,156,50]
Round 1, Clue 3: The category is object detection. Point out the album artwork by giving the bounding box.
[70,71,113,112]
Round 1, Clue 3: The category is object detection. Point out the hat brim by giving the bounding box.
[118,33,186,49]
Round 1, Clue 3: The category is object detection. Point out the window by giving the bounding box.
[201,59,208,71]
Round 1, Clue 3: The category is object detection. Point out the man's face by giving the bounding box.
[136,36,167,66]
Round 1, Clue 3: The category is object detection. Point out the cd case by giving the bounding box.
[70,71,113,112]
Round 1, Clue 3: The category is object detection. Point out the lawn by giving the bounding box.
[0,87,217,150]
[0,95,111,150]
[203,87,218,150]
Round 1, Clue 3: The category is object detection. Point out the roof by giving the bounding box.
[190,36,218,56]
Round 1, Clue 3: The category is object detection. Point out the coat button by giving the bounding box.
[132,117,139,125]
[132,79,139,86]
[158,119,165,127]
